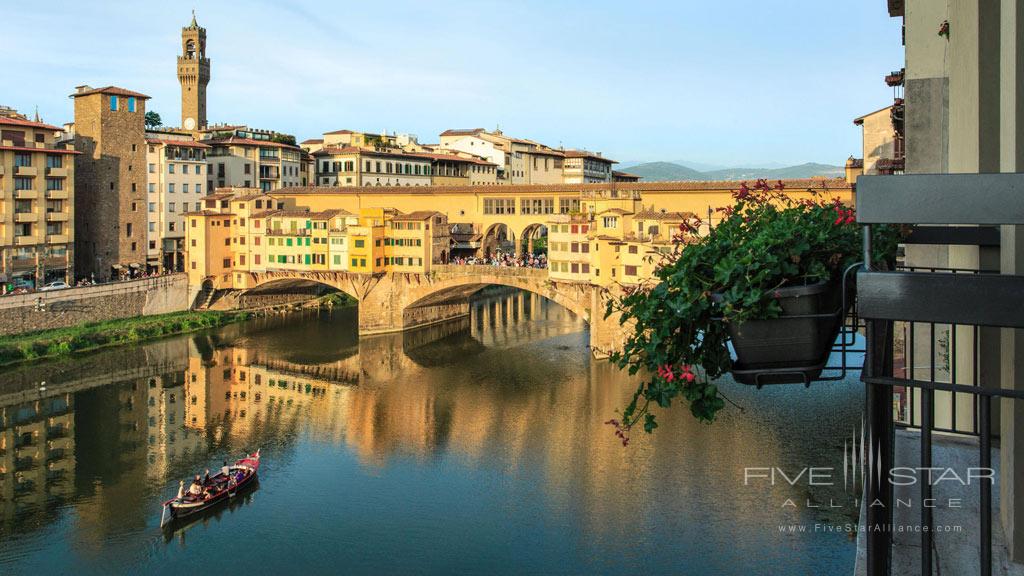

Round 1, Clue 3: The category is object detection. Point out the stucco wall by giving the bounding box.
[0,274,189,336]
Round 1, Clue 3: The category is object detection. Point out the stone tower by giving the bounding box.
[177,11,209,131]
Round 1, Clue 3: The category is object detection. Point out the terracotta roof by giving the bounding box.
[0,116,62,132]
[323,129,354,135]
[439,128,484,137]
[528,147,565,157]
[182,210,231,216]
[392,210,440,221]
[314,146,431,161]
[71,86,150,99]
[145,138,210,148]
[562,150,617,163]
[204,136,300,150]
[203,192,234,200]
[270,178,851,196]
[634,209,695,221]
[612,170,641,178]
[0,145,80,155]
[300,138,324,145]
[597,208,630,215]
[411,152,496,165]
[267,208,350,219]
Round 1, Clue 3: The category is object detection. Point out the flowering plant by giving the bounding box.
[605,180,900,438]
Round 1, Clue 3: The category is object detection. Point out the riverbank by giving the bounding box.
[0,291,358,368]
[0,310,251,367]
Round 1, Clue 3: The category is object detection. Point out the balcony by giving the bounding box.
[10,256,35,269]
[46,234,69,244]
[46,189,69,200]
[14,189,38,200]
[46,166,68,178]
[46,211,69,222]
[13,236,37,246]
[856,173,1024,576]
[14,212,38,223]
[14,165,37,177]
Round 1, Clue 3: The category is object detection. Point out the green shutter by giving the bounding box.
[304,254,311,265]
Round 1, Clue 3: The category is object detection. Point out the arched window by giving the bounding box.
[185,40,196,59]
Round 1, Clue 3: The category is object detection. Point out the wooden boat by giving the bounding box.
[160,449,261,528]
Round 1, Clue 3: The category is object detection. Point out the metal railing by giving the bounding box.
[857,173,1024,576]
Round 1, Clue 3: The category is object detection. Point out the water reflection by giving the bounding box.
[0,287,862,575]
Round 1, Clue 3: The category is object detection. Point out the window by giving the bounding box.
[581,243,590,253]
[169,202,176,212]
[625,265,638,276]
[223,259,231,268]
[46,155,62,168]
[149,222,155,232]
[46,178,63,191]
[148,202,156,213]
[110,95,118,111]
[148,163,155,173]
[354,239,365,248]
[168,183,175,193]
[629,245,638,254]
[602,216,618,228]
[482,197,516,215]
[127,97,136,112]
[14,153,31,167]
[255,254,261,265]
[183,183,189,193]
[169,164,175,174]
[126,223,133,238]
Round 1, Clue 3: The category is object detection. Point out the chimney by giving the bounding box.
[74,85,93,94]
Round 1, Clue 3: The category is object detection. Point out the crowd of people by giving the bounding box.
[449,251,548,269]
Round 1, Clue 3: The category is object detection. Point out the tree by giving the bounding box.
[270,133,297,146]
[145,111,162,129]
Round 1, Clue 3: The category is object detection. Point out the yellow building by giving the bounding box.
[185,189,448,290]
[0,108,77,289]
[548,197,692,286]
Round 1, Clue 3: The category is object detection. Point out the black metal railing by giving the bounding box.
[857,173,1024,576]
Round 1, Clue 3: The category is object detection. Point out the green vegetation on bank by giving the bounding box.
[0,310,251,367]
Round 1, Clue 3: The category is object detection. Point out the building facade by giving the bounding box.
[184,189,448,290]
[0,109,77,289]
[71,85,149,280]
[202,127,304,191]
[145,130,209,272]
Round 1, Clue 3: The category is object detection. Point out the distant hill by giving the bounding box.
[625,161,844,182]
[622,162,706,181]
[701,163,844,181]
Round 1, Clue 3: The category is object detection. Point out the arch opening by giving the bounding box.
[481,223,515,259]
[519,223,549,257]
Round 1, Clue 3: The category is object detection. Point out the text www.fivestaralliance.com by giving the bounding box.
[779,524,963,533]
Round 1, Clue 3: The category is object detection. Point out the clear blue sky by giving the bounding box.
[5,0,902,167]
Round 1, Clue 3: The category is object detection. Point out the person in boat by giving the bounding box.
[203,469,211,485]
[177,479,185,500]
[188,475,204,498]
[221,460,230,478]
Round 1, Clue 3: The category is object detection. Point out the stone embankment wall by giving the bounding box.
[0,274,189,336]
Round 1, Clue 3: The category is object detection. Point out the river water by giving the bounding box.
[0,289,864,575]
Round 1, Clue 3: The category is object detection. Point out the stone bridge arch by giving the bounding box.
[225,266,623,357]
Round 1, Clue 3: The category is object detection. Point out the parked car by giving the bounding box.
[39,281,69,291]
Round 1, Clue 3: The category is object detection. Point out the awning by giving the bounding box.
[129,263,141,269]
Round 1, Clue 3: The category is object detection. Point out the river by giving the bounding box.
[0,288,864,575]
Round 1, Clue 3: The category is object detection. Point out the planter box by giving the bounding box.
[717,278,850,386]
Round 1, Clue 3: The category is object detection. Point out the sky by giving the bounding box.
[3,1,903,168]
